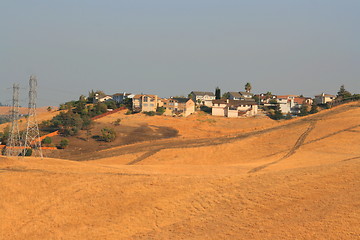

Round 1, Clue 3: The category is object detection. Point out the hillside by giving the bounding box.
[0,102,359,239]
[0,107,59,132]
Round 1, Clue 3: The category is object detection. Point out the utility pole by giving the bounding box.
[23,75,43,158]
[6,83,22,156]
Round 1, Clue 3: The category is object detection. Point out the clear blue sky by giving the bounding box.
[1,0,359,106]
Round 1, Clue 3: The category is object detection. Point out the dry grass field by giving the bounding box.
[1,102,359,239]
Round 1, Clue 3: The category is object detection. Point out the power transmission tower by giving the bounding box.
[23,75,43,158]
[6,83,22,156]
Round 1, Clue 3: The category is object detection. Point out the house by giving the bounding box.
[112,93,133,103]
[164,98,195,117]
[132,94,159,112]
[275,95,299,113]
[190,91,216,107]
[212,99,258,118]
[95,95,113,103]
[275,95,312,114]
[228,91,254,101]
[314,93,336,104]
[255,93,277,104]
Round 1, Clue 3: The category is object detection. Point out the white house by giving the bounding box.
[314,93,336,104]
[275,95,312,114]
[95,94,113,103]
[190,91,216,107]
[112,93,133,103]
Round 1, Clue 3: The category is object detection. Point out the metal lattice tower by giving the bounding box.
[23,75,43,158]
[6,83,23,156]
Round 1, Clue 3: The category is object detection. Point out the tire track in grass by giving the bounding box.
[248,120,317,173]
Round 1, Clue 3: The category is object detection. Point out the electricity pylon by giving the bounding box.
[6,83,22,156]
[23,75,43,158]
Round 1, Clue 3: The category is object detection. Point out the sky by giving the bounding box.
[1,0,359,107]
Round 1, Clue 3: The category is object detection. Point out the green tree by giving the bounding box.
[265,92,273,99]
[215,87,221,100]
[309,102,318,114]
[269,104,283,120]
[245,82,252,93]
[337,85,352,99]
[222,92,230,99]
[123,98,133,110]
[105,100,117,110]
[0,126,10,145]
[298,105,309,116]
[51,111,84,136]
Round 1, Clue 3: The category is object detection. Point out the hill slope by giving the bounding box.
[0,102,359,239]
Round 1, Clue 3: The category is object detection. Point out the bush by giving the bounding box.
[156,107,166,115]
[42,136,52,145]
[24,148,32,156]
[58,139,69,149]
[125,110,132,115]
[143,111,156,116]
[113,118,121,126]
[100,128,116,142]
[284,113,293,120]
[200,106,212,114]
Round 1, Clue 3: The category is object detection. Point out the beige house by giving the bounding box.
[164,98,195,117]
[212,99,258,118]
[132,94,159,112]
[314,93,336,104]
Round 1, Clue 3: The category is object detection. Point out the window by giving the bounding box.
[144,96,148,102]
[150,104,154,107]
[143,103,148,107]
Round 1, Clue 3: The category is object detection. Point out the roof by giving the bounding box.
[171,98,192,103]
[112,93,132,96]
[227,100,258,107]
[228,92,242,98]
[191,91,215,96]
[239,91,254,96]
[212,99,258,106]
[133,94,157,99]
[293,97,306,105]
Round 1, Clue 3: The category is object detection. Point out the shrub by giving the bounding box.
[58,139,69,149]
[100,128,116,142]
[143,111,156,116]
[284,113,293,120]
[24,148,32,156]
[113,118,121,126]
[42,136,52,145]
[156,107,166,115]
[200,106,212,114]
